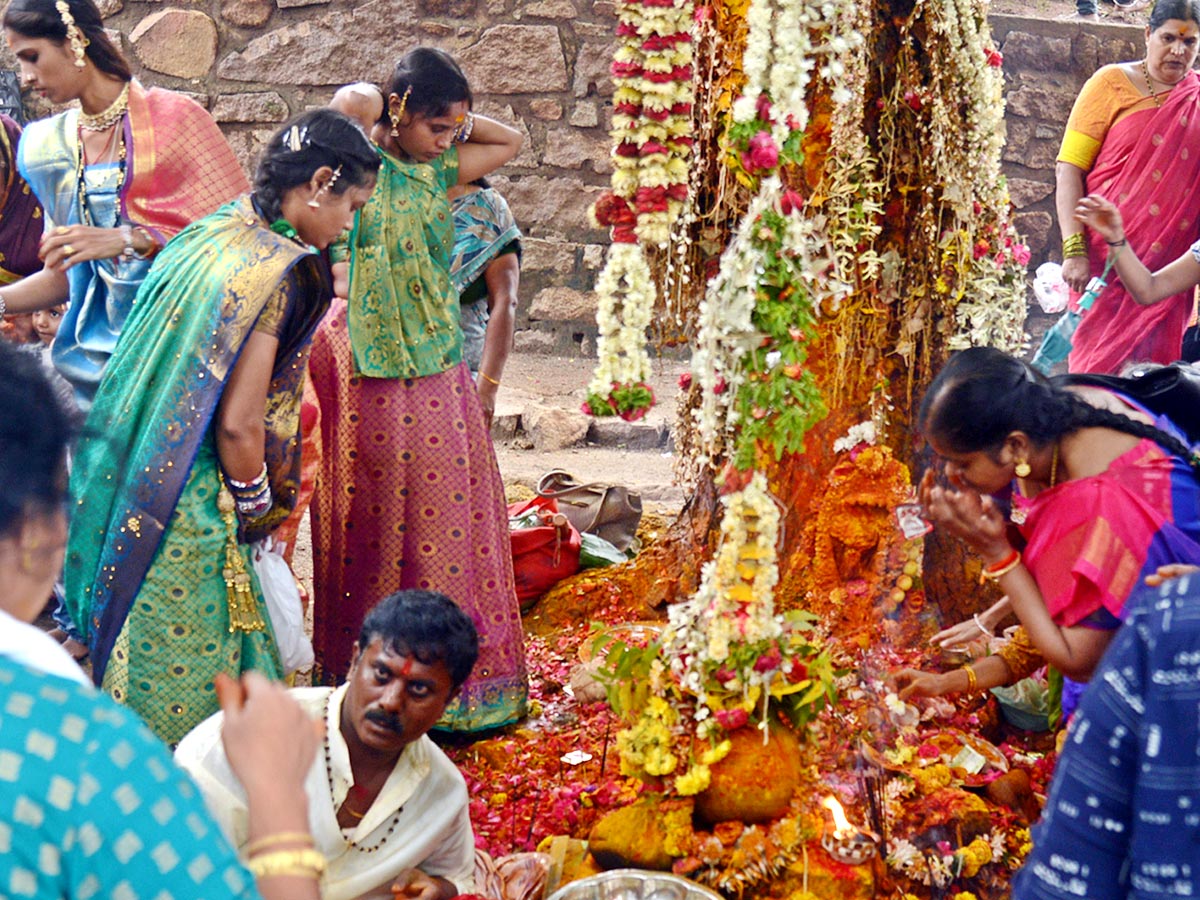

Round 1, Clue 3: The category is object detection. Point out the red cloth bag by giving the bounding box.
[508,496,581,609]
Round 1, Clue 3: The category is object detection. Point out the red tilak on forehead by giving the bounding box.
[399,657,414,677]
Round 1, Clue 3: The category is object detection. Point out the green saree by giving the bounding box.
[65,196,329,744]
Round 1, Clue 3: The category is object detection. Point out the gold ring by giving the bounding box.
[63,244,75,256]
[56,226,68,235]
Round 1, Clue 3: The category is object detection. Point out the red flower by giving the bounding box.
[678,372,693,390]
[639,140,670,157]
[985,48,1003,67]
[755,93,773,124]
[740,131,779,173]
[713,377,728,394]
[780,188,805,215]
[973,239,991,260]
[785,660,809,683]
[592,192,636,229]
[714,707,750,731]
[713,666,737,684]
[903,90,923,111]
[782,363,803,379]
[753,645,782,673]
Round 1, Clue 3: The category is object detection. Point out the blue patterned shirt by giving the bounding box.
[1014,574,1200,900]
[0,656,261,899]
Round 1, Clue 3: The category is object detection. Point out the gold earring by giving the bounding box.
[1014,459,1031,478]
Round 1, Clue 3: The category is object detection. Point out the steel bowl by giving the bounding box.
[546,869,723,900]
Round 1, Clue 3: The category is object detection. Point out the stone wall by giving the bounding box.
[0,8,1148,356]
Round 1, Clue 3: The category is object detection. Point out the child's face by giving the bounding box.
[31,305,65,346]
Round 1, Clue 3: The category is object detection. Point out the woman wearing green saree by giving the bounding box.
[65,109,380,744]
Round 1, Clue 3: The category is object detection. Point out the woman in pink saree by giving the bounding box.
[1055,0,1200,375]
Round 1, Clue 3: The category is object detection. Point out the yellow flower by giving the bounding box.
[700,739,732,765]
[951,893,978,900]
[912,763,952,793]
[674,764,711,796]
[960,837,993,878]
[489,792,509,807]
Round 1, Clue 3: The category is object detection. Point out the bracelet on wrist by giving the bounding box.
[973,613,994,639]
[981,548,1021,580]
[227,462,269,492]
[245,847,326,880]
[962,663,978,692]
[0,290,7,318]
[119,223,136,262]
[479,371,501,387]
[1105,237,1127,247]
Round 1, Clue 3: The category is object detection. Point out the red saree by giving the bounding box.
[1068,71,1200,374]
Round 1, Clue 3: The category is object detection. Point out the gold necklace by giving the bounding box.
[1142,58,1163,108]
[79,81,130,131]
[1050,443,1060,488]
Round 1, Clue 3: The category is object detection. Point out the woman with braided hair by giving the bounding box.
[893,347,1200,705]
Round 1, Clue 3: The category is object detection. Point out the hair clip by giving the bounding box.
[55,1,89,69]
[286,125,305,152]
[390,85,412,137]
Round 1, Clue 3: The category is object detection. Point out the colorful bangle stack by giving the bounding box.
[227,462,273,519]
[1062,232,1088,260]
[981,548,1021,580]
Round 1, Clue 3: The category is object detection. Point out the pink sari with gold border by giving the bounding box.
[1069,71,1200,374]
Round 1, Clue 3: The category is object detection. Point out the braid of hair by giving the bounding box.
[1058,391,1200,475]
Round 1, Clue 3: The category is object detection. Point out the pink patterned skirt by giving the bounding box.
[308,298,528,731]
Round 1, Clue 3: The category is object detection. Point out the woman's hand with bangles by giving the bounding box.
[891,668,953,701]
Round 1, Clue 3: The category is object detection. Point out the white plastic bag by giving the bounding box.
[251,536,313,674]
[1032,262,1069,314]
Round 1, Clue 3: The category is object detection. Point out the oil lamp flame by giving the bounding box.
[822,796,853,836]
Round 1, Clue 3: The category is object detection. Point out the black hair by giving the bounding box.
[0,342,73,537]
[1150,0,1200,28]
[252,108,381,224]
[357,589,479,692]
[919,347,1198,472]
[382,47,472,124]
[3,0,132,81]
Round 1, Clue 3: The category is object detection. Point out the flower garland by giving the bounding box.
[587,0,696,421]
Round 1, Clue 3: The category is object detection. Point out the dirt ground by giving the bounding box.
[990,0,1152,22]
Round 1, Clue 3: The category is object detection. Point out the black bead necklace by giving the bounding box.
[75,119,127,229]
[322,697,404,853]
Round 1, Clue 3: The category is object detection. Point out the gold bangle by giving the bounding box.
[246,848,327,880]
[479,371,501,386]
[963,664,978,692]
[246,831,314,856]
[1062,232,1088,260]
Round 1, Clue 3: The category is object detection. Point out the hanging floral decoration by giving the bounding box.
[599,472,837,792]
[586,0,696,420]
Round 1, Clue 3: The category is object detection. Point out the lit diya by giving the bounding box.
[820,797,878,865]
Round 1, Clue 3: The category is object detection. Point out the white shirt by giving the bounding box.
[0,608,90,685]
[175,685,476,900]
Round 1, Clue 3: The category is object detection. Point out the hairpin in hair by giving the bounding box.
[55,0,89,69]
[389,85,412,138]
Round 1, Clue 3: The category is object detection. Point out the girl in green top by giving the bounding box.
[310,49,530,731]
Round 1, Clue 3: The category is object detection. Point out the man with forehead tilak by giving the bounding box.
[177,589,479,900]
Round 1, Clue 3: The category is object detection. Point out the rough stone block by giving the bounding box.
[1014,210,1053,259]
[568,102,598,128]
[130,9,218,78]
[530,286,596,321]
[459,25,568,93]
[581,244,605,267]
[96,0,124,16]
[276,0,330,7]
[523,238,577,272]
[500,176,606,235]
[530,98,563,120]
[218,7,415,84]
[574,36,617,98]
[523,403,590,450]
[999,32,1071,72]
[522,0,576,16]
[212,91,288,123]
[420,0,477,17]
[514,328,559,354]
[543,128,611,171]
[587,417,671,450]
[221,0,272,26]
[1007,177,1053,209]
[1005,84,1074,121]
